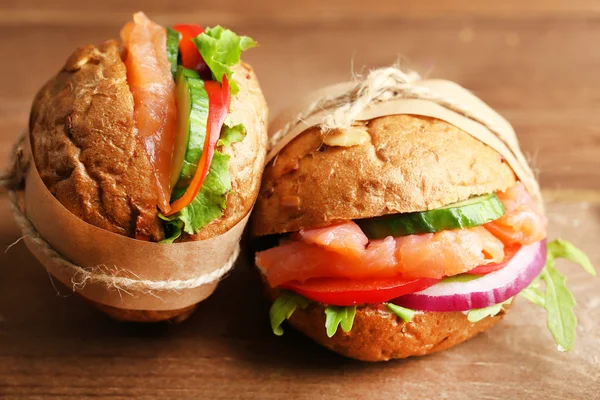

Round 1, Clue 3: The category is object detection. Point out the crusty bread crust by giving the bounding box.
[30,40,164,241]
[252,115,516,236]
[264,283,510,361]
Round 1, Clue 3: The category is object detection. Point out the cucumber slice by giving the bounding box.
[356,193,505,239]
[170,67,210,190]
[166,28,181,79]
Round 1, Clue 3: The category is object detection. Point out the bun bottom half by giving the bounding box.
[263,283,511,362]
[86,299,198,323]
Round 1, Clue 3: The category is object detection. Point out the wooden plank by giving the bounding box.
[1,0,600,27]
[1,2,599,398]
[0,200,599,398]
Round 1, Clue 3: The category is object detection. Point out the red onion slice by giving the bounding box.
[392,239,547,312]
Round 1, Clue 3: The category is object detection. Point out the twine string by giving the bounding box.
[1,132,239,293]
[267,66,534,186]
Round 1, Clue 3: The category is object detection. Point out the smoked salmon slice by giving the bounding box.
[256,237,398,287]
[256,182,547,286]
[297,221,368,258]
[121,12,177,213]
[485,182,547,246]
[393,226,505,279]
[256,225,503,285]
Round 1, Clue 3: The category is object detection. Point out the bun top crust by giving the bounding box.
[29,41,268,242]
[29,40,164,241]
[251,114,516,236]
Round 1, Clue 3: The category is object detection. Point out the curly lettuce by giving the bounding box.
[193,26,257,94]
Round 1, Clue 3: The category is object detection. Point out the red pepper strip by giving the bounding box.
[281,276,440,307]
[172,24,209,75]
[165,75,231,216]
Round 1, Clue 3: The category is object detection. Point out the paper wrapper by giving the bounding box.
[267,78,542,206]
[21,136,249,311]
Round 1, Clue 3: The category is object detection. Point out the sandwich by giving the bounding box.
[25,12,267,322]
[251,72,594,361]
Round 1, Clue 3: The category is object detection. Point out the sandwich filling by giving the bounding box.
[257,182,594,351]
[120,12,257,241]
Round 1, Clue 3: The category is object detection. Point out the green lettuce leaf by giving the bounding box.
[519,239,595,351]
[467,298,513,323]
[160,123,247,241]
[176,151,230,234]
[193,26,257,94]
[386,303,416,322]
[218,123,246,147]
[324,306,356,338]
[159,218,183,244]
[161,151,230,240]
[269,291,310,336]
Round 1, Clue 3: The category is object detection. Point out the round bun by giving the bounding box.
[29,41,267,322]
[252,114,516,236]
[263,284,511,361]
[30,42,267,242]
[30,40,164,241]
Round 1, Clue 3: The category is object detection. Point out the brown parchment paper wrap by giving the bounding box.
[19,135,249,311]
[267,69,542,207]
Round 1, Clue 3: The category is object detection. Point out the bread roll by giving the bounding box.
[252,115,519,357]
[29,39,267,322]
[252,114,515,236]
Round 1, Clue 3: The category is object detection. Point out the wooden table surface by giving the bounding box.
[1,1,600,399]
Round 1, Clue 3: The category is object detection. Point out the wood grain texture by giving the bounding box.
[0,201,599,399]
[1,1,600,398]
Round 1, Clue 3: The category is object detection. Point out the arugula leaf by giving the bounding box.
[324,306,356,338]
[386,303,416,322]
[218,123,247,147]
[541,264,577,351]
[193,26,257,94]
[467,298,513,323]
[269,291,310,336]
[547,239,595,276]
[519,284,546,308]
[519,239,595,352]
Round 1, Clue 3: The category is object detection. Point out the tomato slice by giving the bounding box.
[468,245,522,274]
[172,24,209,77]
[280,276,440,306]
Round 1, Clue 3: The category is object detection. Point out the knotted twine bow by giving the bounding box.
[0,132,240,294]
[267,66,541,206]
